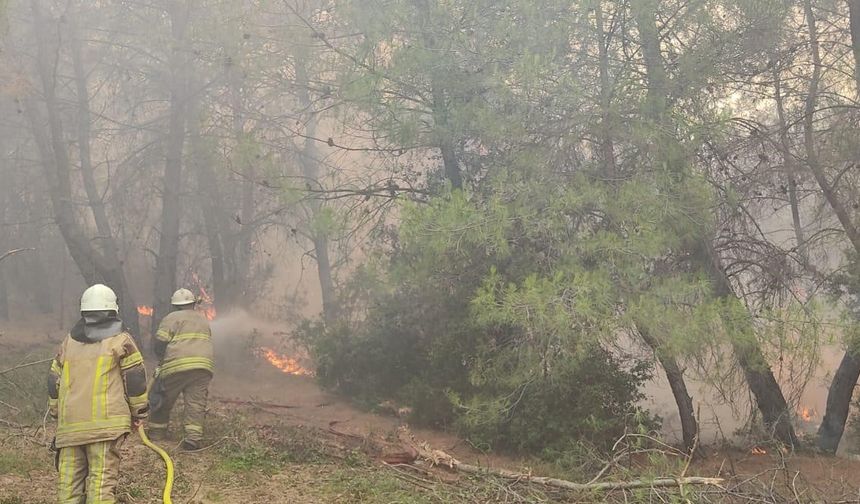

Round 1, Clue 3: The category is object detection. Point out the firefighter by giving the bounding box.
[48,284,149,504]
[148,288,214,450]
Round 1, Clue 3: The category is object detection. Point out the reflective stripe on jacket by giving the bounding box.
[49,331,148,448]
[155,309,214,377]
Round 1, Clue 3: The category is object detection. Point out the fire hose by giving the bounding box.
[137,424,174,504]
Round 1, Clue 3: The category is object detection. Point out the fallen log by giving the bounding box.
[398,428,723,493]
[214,397,298,409]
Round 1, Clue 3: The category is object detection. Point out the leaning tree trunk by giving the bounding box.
[631,0,797,446]
[70,19,138,335]
[706,245,798,446]
[25,0,139,335]
[153,1,191,324]
[595,0,699,453]
[294,52,339,324]
[638,327,699,451]
[813,0,860,454]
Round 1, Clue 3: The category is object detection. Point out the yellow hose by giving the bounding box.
[137,424,174,504]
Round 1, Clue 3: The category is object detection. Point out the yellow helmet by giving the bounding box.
[170,288,196,306]
[80,284,119,312]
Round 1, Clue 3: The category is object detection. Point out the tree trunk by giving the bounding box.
[706,244,798,446]
[25,0,138,335]
[813,0,860,453]
[187,104,229,310]
[601,1,699,452]
[70,19,138,335]
[772,68,805,258]
[595,2,617,179]
[229,57,254,307]
[431,80,463,190]
[638,327,698,452]
[849,0,860,91]
[818,353,860,453]
[294,54,339,324]
[631,0,797,446]
[414,0,462,190]
[153,1,191,323]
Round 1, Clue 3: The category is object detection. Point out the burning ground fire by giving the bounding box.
[799,407,816,423]
[257,347,314,376]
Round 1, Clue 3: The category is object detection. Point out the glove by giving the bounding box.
[50,437,59,471]
[153,366,161,379]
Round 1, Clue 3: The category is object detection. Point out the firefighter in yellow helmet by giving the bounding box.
[48,284,149,504]
[148,288,214,450]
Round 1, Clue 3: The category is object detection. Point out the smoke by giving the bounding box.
[643,344,848,449]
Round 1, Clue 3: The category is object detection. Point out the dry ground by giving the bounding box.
[4,316,860,503]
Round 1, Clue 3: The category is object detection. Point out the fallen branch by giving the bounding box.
[214,397,298,409]
[445,463,723,492]
[399,428,723,493]
[0,248,35,264]
[0,358,53,376]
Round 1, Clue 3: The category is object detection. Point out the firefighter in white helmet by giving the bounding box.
[48,284,149,503]
[148,288,214,450]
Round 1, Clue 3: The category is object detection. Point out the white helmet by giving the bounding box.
[80,284,119,312]
[171,288,196,306]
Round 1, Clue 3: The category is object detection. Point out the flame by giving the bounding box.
[137,305,154,317]
[257,347,314,376]
[799,407,816,422]
[751,447,767,455]
[190,272,217,320]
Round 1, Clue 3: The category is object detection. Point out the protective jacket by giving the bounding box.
[154,309,214,377]
[48,317,148,449]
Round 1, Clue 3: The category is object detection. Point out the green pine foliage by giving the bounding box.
[301,162,743,459]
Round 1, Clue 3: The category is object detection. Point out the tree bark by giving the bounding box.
[638,327,699,452]
[706,243,798,446]
[772,68,806,258]
[233,60,254,305]
[70,18,139,335]
[187,104,229,310]
[598,2,698,452]
[812,0,860,453]
[849,0,860,90]
[631,0,796,446]
[25,0,138,335]
[153,1,191,323]
[415,0,462,190]
[595,2,617,179]
[294,54,339,324]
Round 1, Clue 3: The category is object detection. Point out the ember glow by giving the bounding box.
[201,306,217,321]
[799,407,816,422]
[137,305,154,317]
[191,272,217,320]
[258,347,314,376]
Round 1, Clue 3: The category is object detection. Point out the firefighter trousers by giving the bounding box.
[149,368,211,443]
[57,436,124,504]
